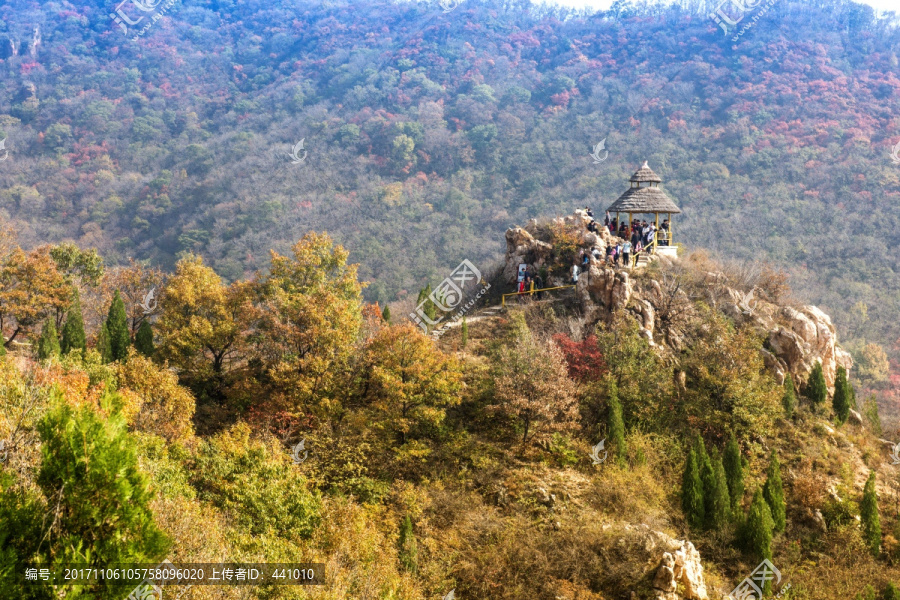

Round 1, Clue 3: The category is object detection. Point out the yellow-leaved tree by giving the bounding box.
[258,232,363,415]
[156,254,254,398]
[0,245,71,348]
[117,349,196,443]
[360,323,463,446]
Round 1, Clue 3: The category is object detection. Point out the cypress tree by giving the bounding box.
[763,450,786,533]
[460,316,468,348]
[723,434,744,514]
[681,447,705,529]
[833,366,851,424]
[423,284,437,321]
[805,361,827,407]
[607,380,626,465]
[861,471,882,557]
[98,322,113,364]
[382,305,391,323]
[134,320,155,357]
[744,488,774,593]
[35,393,170,594]
[782,373,796,417]
[61,289,87,356]
[37,319,61,360]
[398,515,418,573]
[706,453,731,530]
[105,290,130,362]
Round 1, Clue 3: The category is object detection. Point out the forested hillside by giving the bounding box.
[1,0,900,407]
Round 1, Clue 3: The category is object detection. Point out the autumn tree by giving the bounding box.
[490,316,578,444]
[49,242,104,287]
[258,233,364,412]
[360,324,462,445]
[156,254,254,395]
[97,260,165,337]
[0,246,71,348]
[117,349,195,443]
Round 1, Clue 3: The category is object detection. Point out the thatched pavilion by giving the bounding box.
[606,161,681,257]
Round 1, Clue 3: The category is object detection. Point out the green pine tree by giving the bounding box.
[805,361,827,406]
[706,453,731,530]
[607,380,626,466]
[105,290,130,362]
[460,316,468,348]
[782,373,796,417]
[763,450,786,532]
[398,514,418,573]
[884,583,900,600]
[861,470,882,557]
[98,321,113,364]
[743,488,774,592]
[36,319,60,360]
[681,447,705,529]
[382,305,391,323]
[61,289,87,356]
[134,320,155,357]
[833,366,851,424]
[723,434,744,514]
[33,391,170,596]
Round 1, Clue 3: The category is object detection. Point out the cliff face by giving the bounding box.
[503,211,852,389]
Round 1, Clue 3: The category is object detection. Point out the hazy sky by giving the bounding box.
[550,0,897,11]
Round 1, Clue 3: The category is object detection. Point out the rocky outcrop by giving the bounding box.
[620,524,708,600]
[503,211,852,388]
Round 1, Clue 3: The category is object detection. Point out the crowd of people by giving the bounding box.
[513,208,673,296]
[575,208,671,278]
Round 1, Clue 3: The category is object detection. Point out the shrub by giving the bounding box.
[398,515,418,573]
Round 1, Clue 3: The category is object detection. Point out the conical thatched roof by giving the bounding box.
[607,187,682,214]
[630,160,662,183]
[606,162,681,214]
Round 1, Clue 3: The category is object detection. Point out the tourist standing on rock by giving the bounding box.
[534,274,544,299]
[606,243,614,265]
[615,243,623,267]
[571,264,580,284]
[622,240,632,268]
